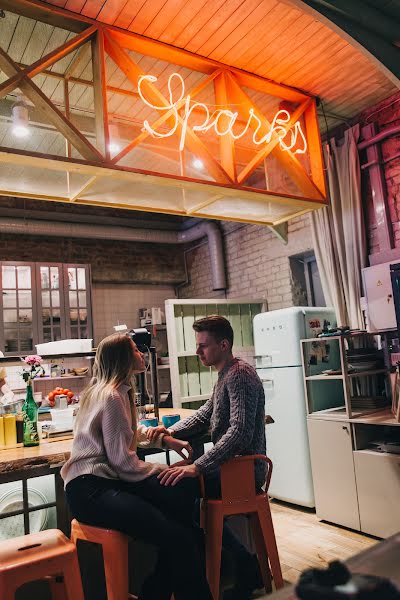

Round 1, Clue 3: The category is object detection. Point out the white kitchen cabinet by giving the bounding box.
[354,450,400,538]
[307,419,360,530]
[362,262,396,332]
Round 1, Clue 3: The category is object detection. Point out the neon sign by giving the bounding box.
[137,72,307,155]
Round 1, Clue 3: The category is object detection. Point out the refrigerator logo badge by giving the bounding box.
[308,319,321,329]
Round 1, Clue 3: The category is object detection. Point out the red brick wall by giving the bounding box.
[359,91,400,258]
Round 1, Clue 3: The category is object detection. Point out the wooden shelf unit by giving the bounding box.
[301,334,391,420]
[302,334,400,538]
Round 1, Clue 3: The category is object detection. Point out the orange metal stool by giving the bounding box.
[71,518,134,600]
[0,528,84,600]
[200,455,284,600]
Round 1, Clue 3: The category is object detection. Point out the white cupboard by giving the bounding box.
[307,419,360,530]
[354,450,400,538]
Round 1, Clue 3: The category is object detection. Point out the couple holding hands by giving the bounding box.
[61,316,266,600]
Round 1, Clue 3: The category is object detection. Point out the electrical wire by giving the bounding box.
[319,98,332,172]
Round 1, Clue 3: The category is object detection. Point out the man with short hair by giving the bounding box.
[147,315,266,599]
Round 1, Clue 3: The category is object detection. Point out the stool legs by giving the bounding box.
[249,513,272,593]
[71,520,130,600]
[48,576,68,600]
[62,553,86,600]
[102,535,129,600]
[204,505,224,600]
[256,500,284,589]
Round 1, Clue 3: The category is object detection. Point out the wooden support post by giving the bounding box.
[92,29,110,160]
[304,99,327,198]
[269,222,288,244]
[214,72,236,182]
[0,25,97,101]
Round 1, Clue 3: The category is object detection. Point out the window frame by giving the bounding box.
[0,261,93,356]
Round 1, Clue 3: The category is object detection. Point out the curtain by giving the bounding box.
[310,124,367,328]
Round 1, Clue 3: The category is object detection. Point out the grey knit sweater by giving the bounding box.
[171,358,267,487]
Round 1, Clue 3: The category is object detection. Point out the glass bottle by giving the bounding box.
[16,412,24,446]
[22,381,39,447]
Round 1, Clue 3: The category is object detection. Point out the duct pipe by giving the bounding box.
[358,124,400,150]
[176,221,226,290]
[0,217,227,290]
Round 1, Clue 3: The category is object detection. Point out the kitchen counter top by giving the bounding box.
[0,407,200,536]
[0,407,197,474]
[270,532,400,598]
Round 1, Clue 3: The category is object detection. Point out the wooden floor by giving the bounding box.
[257,499,378,595]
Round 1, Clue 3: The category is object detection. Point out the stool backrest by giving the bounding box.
[219,454,272,503]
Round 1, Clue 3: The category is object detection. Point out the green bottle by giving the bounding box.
[22,382,39,447]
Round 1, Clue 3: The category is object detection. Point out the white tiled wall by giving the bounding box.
[92,284,176,346]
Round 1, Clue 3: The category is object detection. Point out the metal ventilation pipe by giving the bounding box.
[177,221,226,290]
[0,217,227,290]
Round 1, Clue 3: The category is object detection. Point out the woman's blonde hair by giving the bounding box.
[75,333,138,441]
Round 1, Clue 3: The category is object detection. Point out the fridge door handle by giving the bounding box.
[260,378,274,389]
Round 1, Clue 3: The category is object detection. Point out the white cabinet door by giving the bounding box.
[354,450,400,538]
[362,262,396,332]
[307,419,360,530]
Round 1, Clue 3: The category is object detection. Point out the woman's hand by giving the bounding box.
[146,425,169,442]
[163,436,193,462]
[158,463,199,486]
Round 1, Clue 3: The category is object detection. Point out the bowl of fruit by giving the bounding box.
[47,387,75,407]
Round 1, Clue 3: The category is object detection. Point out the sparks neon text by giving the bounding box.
[137,72,307,154]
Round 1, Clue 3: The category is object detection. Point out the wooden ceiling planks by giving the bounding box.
[37,0,396,127]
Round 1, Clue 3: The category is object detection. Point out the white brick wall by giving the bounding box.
[178,214,314,308]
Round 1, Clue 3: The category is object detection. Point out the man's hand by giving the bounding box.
[163,436,193,462]
[158,463,199,486]
[146,425,170,442]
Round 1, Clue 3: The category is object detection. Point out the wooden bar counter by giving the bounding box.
[0,408,197,536]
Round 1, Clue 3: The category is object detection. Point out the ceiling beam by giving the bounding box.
[0,25,97,101]
[0,0,91,32]
[0,47,103,162]
[2,0,309,102]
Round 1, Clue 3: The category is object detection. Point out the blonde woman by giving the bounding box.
[61,333,211,600]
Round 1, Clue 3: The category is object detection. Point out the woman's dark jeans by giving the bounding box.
[66,474,212,600]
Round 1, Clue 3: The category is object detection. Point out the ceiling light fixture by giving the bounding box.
[193,158,204,170]
[109,142,121,154]
[12,96,30,138]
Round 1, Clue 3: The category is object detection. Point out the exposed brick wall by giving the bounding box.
[358,91,400,258]
[0,232,185,285]
[178,215,313,308]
